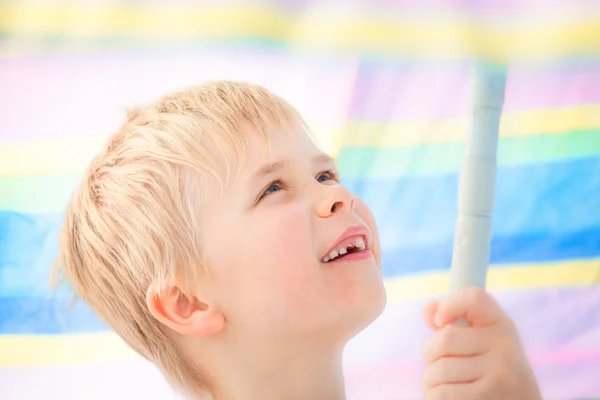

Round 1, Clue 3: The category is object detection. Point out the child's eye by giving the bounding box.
[317,170,340,183]
[264,183,281,195]
[257,179,285,202]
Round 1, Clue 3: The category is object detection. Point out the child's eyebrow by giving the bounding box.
[255,160,285,178]
[314,153,336,165]
[252,154,336,180]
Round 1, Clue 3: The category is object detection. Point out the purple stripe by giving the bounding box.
[2,52,600,142]
[347,59,600,120]
[343,285,600,398]
[0,49,356,142]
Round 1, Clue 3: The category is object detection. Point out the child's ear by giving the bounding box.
[145,283,225,336]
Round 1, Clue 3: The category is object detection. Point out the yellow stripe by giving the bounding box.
[0,137,106,176]
[1,259,598,367]
[3,105,599,176]
[1,6,599,60]
[385,259,600,302]
[339,104,600,148]
[0,332,136,366]
[0,122,340,176]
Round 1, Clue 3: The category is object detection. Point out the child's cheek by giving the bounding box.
[259,205,321,292]
[268,205,314,264]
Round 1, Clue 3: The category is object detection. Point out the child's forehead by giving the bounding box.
[228,120,314,161]
[196,120,317,186]
[244,125,321,166]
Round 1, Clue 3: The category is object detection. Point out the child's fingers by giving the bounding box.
[435,287,503,328]
[423,325,489,364]
[422,300,440,331]
[424,382,480,400]
[422,354,484,391]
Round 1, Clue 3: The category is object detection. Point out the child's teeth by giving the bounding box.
[355,237,366,250]
[323,237,368,263]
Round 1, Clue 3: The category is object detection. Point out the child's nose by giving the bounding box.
[316,186,356,218]
[330,200,344,214]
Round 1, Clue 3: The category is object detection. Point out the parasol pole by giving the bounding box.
[449,60,508,306]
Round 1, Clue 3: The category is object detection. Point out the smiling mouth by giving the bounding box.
[322,236,367,263]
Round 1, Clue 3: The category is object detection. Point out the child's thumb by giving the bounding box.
[435,287,503,328]
[422,300,441,331]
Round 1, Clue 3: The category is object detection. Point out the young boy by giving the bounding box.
[52,81,541,399]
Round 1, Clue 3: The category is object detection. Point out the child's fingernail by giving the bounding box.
[434,312,444,327]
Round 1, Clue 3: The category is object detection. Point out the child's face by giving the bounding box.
[200,124,386,346]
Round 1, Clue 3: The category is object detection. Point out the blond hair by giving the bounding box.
[51,81,303,398]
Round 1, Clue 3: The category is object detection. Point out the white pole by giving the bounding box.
[449,60,508,295]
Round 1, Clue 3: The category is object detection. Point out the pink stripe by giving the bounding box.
[0,50,356,143]
[344,350,600,399]
[344,349,600,376]
[5,0,598,15]
[295,0,600,13]
[529,348,600,364]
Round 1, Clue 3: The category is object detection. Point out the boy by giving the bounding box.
[52,81,541,399]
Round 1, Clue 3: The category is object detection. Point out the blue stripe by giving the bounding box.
[381,228,600,277]
[1,224,599,298]
[344,156,600,247]
[1,156,599,297]
[0,297,108,334]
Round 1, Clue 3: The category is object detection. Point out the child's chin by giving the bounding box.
[344,284,387,339]
[365,284,387,325]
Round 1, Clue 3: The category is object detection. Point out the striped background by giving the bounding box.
[1,0,600,399]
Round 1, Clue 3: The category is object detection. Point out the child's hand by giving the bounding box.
[421,287,542,400]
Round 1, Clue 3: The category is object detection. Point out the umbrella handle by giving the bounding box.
[448,61,507,325]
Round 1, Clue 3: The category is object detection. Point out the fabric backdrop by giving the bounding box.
[1,1,599,399]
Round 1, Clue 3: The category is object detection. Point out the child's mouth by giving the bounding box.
[322,236,369,263]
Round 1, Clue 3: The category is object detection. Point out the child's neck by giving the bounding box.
[209,341,347,400]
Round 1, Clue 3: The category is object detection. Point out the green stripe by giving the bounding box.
[1,129,599,213]
[337,129,600,178]
[0,173,80,213]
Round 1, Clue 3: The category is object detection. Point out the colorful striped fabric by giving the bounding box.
[1,0,600,399]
